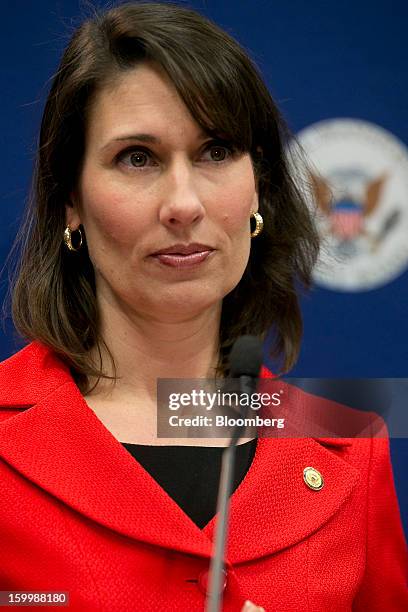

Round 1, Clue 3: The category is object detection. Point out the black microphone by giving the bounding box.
[206,335,263,612]
[229,335,264,409]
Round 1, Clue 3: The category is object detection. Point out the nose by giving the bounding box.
[158,160,205,229]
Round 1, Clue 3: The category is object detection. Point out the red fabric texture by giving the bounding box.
[0,341,407,611]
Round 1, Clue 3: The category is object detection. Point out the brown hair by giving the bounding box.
[6,1,319,393]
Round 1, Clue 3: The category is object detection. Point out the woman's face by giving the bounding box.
[66,62,258,322]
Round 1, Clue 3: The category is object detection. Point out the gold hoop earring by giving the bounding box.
[63,224,83,252]
[250,211,264,238]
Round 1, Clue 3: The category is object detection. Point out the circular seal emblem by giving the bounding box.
[294,118,408,291]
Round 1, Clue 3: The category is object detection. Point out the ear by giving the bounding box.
[251,191,259,214]
[65,195,82,229]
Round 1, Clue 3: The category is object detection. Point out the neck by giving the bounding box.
[85,299,222,402]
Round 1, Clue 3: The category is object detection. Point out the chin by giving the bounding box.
[144,288,223,320]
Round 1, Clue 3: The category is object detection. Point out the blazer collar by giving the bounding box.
[0,341,360,565]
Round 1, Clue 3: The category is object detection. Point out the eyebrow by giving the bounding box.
[100,133,162,152]
[99,130,215,153]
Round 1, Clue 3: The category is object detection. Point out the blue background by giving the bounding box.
[1,1,407,534]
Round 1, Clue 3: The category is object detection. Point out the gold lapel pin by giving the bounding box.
[303,467,324,491]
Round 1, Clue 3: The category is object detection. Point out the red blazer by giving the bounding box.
[0,341,407,611]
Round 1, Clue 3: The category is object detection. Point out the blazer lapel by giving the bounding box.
[204,435,360,564]
[0,375,214,559]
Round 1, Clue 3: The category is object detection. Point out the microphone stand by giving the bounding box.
[205,375,254,612]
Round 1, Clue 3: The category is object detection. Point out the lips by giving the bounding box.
[150,243,214,268]
[152,243,213,256]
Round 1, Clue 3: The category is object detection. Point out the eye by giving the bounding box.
[116,148,156,169]
[202,141,234,163]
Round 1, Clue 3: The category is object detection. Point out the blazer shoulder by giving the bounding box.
[0,341,72,412]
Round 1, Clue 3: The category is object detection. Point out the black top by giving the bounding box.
[121,438,258,529]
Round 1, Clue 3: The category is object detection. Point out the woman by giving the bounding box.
[0,2,407,611]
